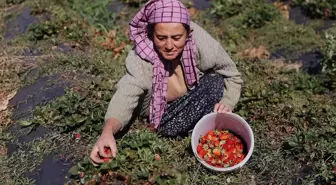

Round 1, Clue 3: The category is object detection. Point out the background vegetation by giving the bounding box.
[0,0,335,184]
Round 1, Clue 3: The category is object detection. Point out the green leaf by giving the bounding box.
[100,163,110,170]
[72,114,87,123]
[18,120,33,127]
[68,165,79,176]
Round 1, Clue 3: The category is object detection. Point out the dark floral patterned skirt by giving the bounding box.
[157,72,224,137]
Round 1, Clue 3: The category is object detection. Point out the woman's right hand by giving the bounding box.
[90,118,121,164]
[90,131,117,163]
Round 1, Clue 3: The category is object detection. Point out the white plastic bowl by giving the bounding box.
[191,112,254,172]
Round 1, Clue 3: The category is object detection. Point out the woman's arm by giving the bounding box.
[104,49,150,132]
[191,22,243,111]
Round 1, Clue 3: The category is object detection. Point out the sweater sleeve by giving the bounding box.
[104,50,148,130]
[191,22,244,110]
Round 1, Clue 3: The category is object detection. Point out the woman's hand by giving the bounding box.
[90,130,118,163]
[214,103,232,113]
[90,118,121,164]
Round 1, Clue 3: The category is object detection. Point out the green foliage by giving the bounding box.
[209,0,245,18]
[320,32,336,89]
[71,0,116,31]
[210,0,280,28]
[256,20,321,54]
[286,103,336,182]
[31,80,113,137]
[72,130,189,184]
[321,33,336,72]
[292,0,336,19]
[27,0,117,41]
[28,20,60,40]
[28,16,87,41]
[6,0,25,5]
[235,61,335,183]
[63,20,88,41]
[242,4,280,28]
[3,0,336,184]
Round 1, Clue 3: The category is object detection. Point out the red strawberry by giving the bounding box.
[75,133,81,139]
[212,137,219,142]
[104,147,111,154]
[223,158,230,164]
[207,130,215,136]
[200,137,207,144]
[228,154,234,161]
[219,134,230,140]
[213,148,221,156]
[197,145,203,153]
[226,139,234,146]
[236,153,242,158]
[236,144,243,153]
[228,148,236,154]
[207,134,213,141]
[155,154,161,160]
[199,149,207,158]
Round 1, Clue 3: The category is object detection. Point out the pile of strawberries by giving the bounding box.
[196,129,245,168]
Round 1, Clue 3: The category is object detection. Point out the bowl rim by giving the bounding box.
[191,112,255,172]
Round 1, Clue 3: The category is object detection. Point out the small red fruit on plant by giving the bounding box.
[75,133,81,139]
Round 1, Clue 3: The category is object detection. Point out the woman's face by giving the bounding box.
[153,23,188,61]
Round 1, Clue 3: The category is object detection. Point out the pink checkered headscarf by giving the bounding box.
[129,0,198,129]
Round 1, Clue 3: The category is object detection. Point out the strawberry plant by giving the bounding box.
[69,129,189,185]
[70,0,116,31]
[209,0,245,18]
[285,102,336,183]
[320,32,336,90]
[29,78,114,137]
[242,3,280,29]
[292,0,336,19]
[6,0,25,5]
[28,20,61,40]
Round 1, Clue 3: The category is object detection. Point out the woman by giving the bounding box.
[90,0,243,163]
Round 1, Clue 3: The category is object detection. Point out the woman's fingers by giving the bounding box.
[214,103,231,113]
[214,103,220,113]
[108,138,118,158]
[90,146,104,164]
[219,105,229,113]
[98,144,110,158]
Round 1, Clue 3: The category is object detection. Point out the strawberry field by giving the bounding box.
[0,0,335,184]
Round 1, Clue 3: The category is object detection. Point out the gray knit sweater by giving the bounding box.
[105,22,243,129]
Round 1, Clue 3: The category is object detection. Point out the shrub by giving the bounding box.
[292,0,336,19]
[71,0,116,31]
[320,32,336,89]
[242,4,280,28]
[6,0,25,5]
[209,0,245,18]
[28,20,60,40]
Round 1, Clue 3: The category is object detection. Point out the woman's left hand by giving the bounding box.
[214,103,232,113]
